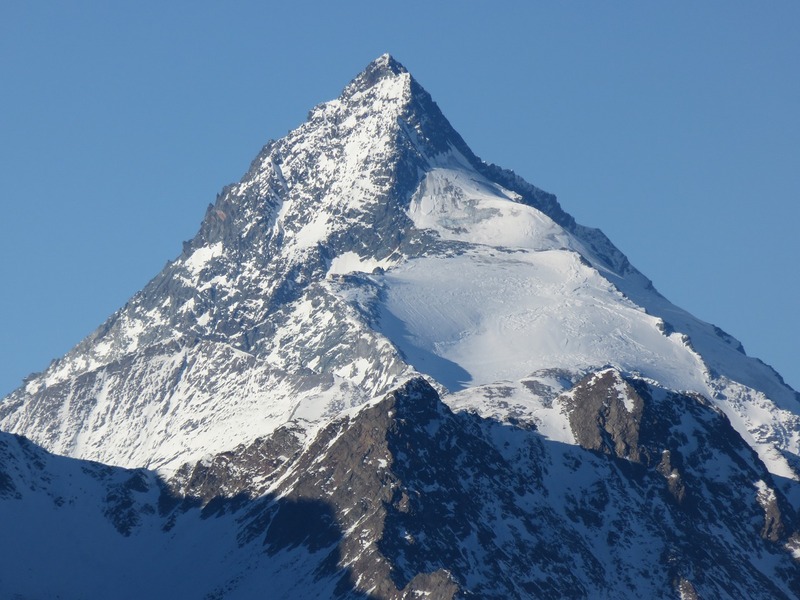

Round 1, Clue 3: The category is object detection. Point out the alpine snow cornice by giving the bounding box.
[1,54,798,490]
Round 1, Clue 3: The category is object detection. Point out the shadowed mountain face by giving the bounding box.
[2,55,800,597]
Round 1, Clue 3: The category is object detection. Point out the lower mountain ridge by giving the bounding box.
[2,375,799,598]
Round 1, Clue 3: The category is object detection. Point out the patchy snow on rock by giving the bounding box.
[328,251,396,276]
[183,242,223,276]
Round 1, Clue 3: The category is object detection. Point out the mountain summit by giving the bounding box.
[348,53,408,87]
[2,56,800,598]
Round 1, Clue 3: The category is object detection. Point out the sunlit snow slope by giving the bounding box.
[1,54,798,484]
[370,156,800,479]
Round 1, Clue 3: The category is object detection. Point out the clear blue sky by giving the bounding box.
[1,1,798,396]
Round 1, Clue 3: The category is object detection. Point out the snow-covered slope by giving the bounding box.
[371,152,800,480]
[1,54,798,490]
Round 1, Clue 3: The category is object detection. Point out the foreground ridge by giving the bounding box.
[2,376,799,598]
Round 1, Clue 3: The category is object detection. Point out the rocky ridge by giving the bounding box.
[2,375,799,598]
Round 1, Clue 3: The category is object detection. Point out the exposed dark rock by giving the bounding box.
[565,369,651,464]
[169,425,304,504]
[656,449,687,504]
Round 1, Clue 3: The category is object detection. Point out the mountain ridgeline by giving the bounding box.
[1,55,799,599]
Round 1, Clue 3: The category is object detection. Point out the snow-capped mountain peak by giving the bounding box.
[343,52,409,92]
[1,56,798,489]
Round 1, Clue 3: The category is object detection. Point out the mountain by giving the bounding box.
[2,54,800,598]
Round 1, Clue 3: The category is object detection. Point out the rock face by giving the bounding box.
[2,55,800,597]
